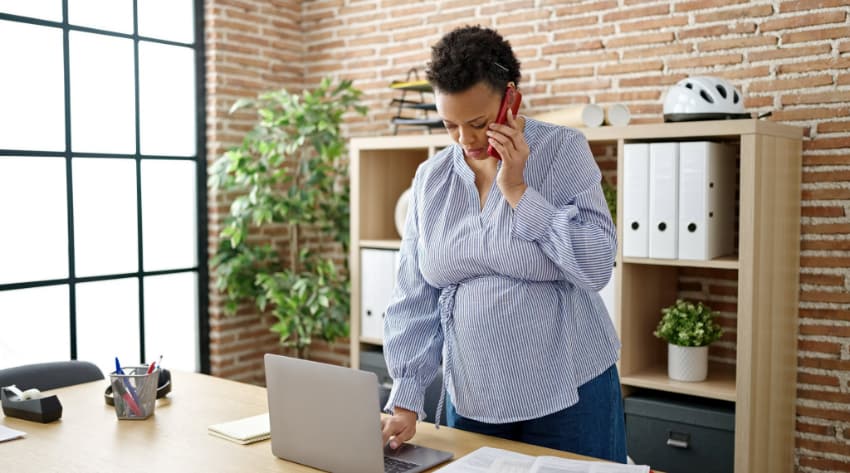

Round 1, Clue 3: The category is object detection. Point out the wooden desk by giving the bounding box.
[1,371,606,472]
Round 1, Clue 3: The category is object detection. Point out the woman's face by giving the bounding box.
[435,81,503,160]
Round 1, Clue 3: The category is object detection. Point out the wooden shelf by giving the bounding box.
[621,255,739,270]
[360,239,402,250]
[620,362,737,402]
[350,119,803,473]
[359,336,384,346]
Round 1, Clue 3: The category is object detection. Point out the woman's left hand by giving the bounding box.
[488,109,529,208]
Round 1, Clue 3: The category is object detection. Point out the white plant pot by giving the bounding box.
[668,344,708,382]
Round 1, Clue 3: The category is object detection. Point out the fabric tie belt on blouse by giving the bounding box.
[433,283,459,429]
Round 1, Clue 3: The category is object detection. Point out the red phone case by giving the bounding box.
[487,87,523,159]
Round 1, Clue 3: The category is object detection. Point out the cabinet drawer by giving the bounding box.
[625,391,734,473]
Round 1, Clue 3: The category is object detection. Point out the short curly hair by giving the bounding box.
[426,25,521,94]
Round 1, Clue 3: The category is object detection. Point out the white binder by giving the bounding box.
[678,142,736,260]
[359,248,398,341]
[648,142,679,259]
[622,143,650,257]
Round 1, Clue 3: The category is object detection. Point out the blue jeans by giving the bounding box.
[445,364,627,463]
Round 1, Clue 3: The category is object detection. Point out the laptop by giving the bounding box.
[264,354,454,473]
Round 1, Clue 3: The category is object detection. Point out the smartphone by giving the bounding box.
[487,87,523,159]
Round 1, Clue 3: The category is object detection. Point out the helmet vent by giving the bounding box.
[733,91,740,103]
[685,82,693,89]
[716,85,727,98]
[700,89,714,103]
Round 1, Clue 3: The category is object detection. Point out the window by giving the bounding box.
[0,0,207,375]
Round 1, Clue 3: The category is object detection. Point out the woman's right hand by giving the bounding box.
[381,407,417,449]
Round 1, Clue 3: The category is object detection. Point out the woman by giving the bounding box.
[380,25,626,463]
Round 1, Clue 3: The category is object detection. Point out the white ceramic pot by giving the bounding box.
[394,187,412,238]
[668,344,708,382]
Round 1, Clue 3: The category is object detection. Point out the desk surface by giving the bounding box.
[1,371,605,472]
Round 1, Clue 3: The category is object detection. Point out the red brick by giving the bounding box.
[494,8,551,25]
[668,54,743,70]
[802,187,850,200]
[801,206,846,219]
[761,11,847,32]
[805,136,850,150]
[622,44,694,60]
[620,74,689,87]
[675,0,748,12]
[605,32,674,48]
[479,0,535,15]
[800,308,850,321]
[602,4,669,21]
[780,0,850,12]
[699,35,778,52]
[798,371,841,387]
[551,0,618,15]
[598,60,665,75]
[798,456,850,473]
[801,290,850,304]
[783,26,850,43]
[541,16,599,32]
[819,121,850,133]
[677,24,730,39]
[747,44,832,62]
[803,170,850,183]
[797,404,850,422]
[752,72,836,91]
[798,356,850,371]
[801,255,850,267]
[695,4,774,22]
[554,25,617,41]
[542,41,604,55]
[797,339,843,356]
[621,16,689,33]
[779,56,850,74]
[773,107,850,122]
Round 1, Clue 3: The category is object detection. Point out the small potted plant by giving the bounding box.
[653,299,723,382]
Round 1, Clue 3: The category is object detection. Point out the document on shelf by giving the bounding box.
[434,447,650,473]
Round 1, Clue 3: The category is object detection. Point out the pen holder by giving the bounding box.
[110,366,158,420]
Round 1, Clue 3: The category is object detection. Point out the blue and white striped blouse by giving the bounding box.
[383,117,620,424]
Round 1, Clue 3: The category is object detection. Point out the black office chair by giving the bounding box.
[0,360,104,391]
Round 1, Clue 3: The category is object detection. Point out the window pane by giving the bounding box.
[0,21,65,151]
[141,160,197,271]
[68,0,133,34]
[144,272,198,371]
[0,0,62,21]
[76,278,139,375]
[72,158,138,277]
[139,42,196,156]
[0,286,70,369]
[69,31,135,154]
[137,0,194,44]
[0,157,68,284]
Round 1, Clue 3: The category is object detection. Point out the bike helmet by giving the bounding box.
[663,76,750,122]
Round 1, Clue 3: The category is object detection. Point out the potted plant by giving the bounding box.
[208,77,367,359]
[653,299,723,382]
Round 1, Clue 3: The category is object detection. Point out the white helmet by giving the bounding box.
[663,76,749,122]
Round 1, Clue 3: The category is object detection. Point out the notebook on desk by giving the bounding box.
[264,354,453,473]
[208,413,270,445]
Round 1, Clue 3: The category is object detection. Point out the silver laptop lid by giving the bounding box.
[265,354,384,473]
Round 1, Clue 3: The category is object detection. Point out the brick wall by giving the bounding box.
[207,0,850,469]
[206,0,304,384]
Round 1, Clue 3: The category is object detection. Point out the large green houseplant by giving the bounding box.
[208,77,366,358]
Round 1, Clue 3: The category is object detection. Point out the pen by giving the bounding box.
[146,361,156,375]
[112,378,143,417]
[114,357,141,407]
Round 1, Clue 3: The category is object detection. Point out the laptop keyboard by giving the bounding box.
[384,456,419,473]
